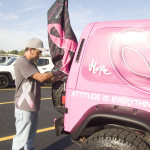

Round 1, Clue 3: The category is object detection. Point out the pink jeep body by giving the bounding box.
[55,20,150,143]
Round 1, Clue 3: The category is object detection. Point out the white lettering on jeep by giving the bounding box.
[89,59,112,77]
[71,91,150,108]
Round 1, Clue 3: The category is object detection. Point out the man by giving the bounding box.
[12,37,58,150]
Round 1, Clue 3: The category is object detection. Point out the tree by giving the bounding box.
[19,49,25,55]
[0,50,6,55]
[9,50,19,55]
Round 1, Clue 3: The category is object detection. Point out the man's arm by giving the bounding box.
[31,72,57,83]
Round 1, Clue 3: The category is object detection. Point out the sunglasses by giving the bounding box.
[32,48,42,55]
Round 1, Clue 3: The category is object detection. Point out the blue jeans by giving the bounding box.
[12,108,38,150]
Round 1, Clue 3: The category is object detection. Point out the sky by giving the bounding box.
[0,0,150,53]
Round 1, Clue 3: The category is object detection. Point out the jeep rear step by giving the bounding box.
[54,116,64,136]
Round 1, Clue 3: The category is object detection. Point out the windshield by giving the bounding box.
[2,57,17,66]
[0,57,6,64]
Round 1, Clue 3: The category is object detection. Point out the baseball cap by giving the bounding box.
[26,37,48,51]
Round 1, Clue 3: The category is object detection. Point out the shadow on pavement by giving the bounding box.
[42,135,79,150]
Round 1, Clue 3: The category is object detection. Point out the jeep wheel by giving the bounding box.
[80,128,150,150]
[0,75,9,88]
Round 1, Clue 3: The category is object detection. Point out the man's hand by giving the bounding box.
[50,75,60,83]
[31,71,60,83]
[45,72,60,83]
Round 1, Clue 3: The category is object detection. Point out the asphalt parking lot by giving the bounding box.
[0,85,80,150]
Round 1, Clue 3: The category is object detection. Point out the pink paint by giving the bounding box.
[64,20,150,132]
[48,23,77,74]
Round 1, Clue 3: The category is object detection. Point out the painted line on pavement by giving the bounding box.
[0,86,51,91]
[0,88,16,91]
[0,98,52,105]
[0,126,55,142]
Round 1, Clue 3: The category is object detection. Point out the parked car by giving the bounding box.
[0,56,54,88]
[54,19,150,150]
[0,54,18,65]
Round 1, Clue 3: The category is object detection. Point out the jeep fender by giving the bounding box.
[70,104,150,140]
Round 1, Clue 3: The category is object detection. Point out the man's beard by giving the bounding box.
[32,59,38,66]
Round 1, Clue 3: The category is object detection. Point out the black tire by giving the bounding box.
[0,75,9,88]
[80,128,150,150]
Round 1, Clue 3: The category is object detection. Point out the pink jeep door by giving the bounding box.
[77,20,150,104]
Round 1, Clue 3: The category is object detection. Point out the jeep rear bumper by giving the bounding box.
[54,106,68,136]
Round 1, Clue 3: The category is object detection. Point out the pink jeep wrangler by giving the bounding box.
[55,19,150,150]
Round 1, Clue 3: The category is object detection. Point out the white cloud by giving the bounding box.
[21,5,45,12]
[0,13,18,21]
[0,29,49,52]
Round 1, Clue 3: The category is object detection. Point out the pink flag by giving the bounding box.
[47,0,78,81]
